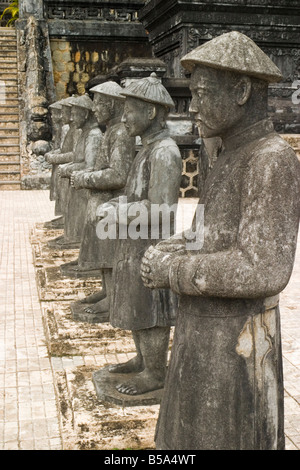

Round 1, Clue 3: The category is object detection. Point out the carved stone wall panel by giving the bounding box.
[139,0,300,133]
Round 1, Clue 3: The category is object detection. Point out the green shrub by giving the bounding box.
[0,0,19,27]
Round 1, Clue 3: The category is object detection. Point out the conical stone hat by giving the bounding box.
[121,73,175,108]
[49,100,63,110]
[59,96,75,108]
[68,94,93,110]
[90,81,125,100]
[49,96,74,109]
[181,31,283,83]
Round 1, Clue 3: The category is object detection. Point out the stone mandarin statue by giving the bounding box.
[46,100,63,204]
[60,82,136,320]
[44,97,73,229]
[45,97,82,233]
[99,73,182,396]
[55,94,103,248]
[141,32,300,450]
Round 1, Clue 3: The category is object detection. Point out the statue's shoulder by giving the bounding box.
[151,135,181,158]
[246,132,300,191]
[250,131,299,169]
[88,125,102,138]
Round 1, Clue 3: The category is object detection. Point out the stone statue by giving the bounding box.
[52,94,103,249]
[140,32,300,450]
[60,82,136,321]
[45,97,81,232]
[95,73,182,396]
[46,100,62,203]
[44,97,73,229]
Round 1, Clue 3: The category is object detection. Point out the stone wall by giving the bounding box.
[139,0,300,134]
[50,38,151,99]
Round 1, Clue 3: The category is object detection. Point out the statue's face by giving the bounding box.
[189,65,244,139]
[70,106,88,128]
[92,93,114,124]
[122,97,152,137]
[61,106,71,125]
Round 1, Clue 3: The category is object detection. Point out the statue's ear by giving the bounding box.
[236,76,252,106]
[148,104,157,120]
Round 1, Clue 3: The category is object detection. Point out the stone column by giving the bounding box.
[17,0,56,189]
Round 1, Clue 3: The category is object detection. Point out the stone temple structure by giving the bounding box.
[0,0,298,191]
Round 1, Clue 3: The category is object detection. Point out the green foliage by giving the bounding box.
[0,0,19,27]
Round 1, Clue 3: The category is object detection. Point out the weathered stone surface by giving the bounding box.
[141,32,300,450]
[54,95,103,248]
[31,223,101,301]
[41,303,134,357]
[139,0,300,133]
[60,81,136,328]
[97,74,182,398]
[17,13,55,188]
[54,366,159,450]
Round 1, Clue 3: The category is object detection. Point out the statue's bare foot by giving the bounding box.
[108,356,144,374]
[84,297,108,313]
[80,291,105,304]
[115,370,165,395]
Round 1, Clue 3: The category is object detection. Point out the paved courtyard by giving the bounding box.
[0,190,299,450]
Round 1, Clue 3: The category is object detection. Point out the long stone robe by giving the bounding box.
[154,119,300,450]
[52,124,82,216]
[77,118,135,270]
[110,130,182,331]
[61,119,103,243]
[49,120,64,202]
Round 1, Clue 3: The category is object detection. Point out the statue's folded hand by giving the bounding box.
[141,245,185,289]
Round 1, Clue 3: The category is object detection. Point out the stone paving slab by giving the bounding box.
[41,302,135,357]
[54,362,159,450]
[0,190,299,450]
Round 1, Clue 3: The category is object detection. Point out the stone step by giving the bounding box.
[0,62,17,69]
[0,109,19,115]
[0,73,18,80]
[0,27,17,35]
[0,162,20,172]
[0,181,21,190]
[0,44,17,50]
[0,51,17,58]
[0,42,17,49]
[0,92,19,99]
[0,84,18,91]
[0,33,17,40]
[0,127,19,136]
[0,59,18,67]
[0,113,19,120]
[0,118,19,124]
[0,170,20,181]
[0,34,17,40]
[0,37,17,44]
[0,76,18,82]
[0,155,20,164]
[0,110,20,117]
[0,123,19,130]
[0,144,20,154]
[0,135,19,143]
[0,99,20,107]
